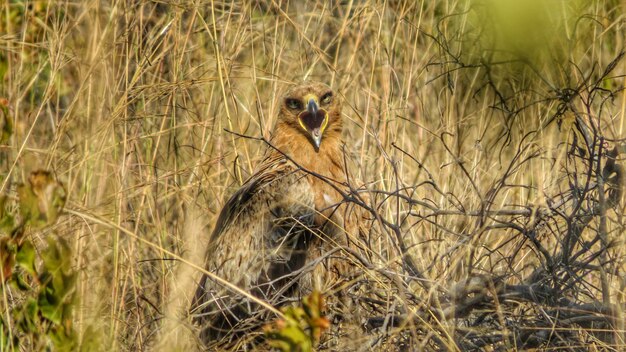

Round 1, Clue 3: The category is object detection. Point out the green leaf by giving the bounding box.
[39,289,62,325]
[0,55,7,83]
[280,325,310,351]
[1,237,15,282]
[265,291,328,352]
[17,184,41,227]
[16,240,36,275]
[17,299,39,333]
[42,240,62,271]
[12,270,31,291]
[0,210,15,236]
[18,171,66,229]
[0,98,11,145]
[38,237,76,327]
[49,325,76,352]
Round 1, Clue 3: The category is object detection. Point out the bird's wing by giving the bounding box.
[191,152,317,329]
[208,153,295,243]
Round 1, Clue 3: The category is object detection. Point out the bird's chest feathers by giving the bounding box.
[308,177,341,209]
[274,128,345,213]
[293,149,343,209]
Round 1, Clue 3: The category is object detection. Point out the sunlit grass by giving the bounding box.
[0,0,624,350]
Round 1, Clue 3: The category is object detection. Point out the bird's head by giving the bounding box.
[279,81,342,151]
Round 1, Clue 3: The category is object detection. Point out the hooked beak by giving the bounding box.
[298,98,328,151]
[308,99,322,149]
[311,127,322,149]
[307,98,318,115]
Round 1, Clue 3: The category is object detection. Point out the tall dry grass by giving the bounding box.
[1,0,625,350]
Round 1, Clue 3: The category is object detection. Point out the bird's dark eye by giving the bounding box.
[285,98,302,110]
[320,92,333,105]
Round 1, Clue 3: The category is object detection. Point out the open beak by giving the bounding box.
[298,98,328,151]
[307,99,323,149]
[311,129,322,149]
[307,98,318,115]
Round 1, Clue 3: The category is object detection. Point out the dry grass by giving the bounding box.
[1,0,625,351]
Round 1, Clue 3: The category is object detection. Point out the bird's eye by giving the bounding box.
[320,92,333,105]
[285,98,302,110]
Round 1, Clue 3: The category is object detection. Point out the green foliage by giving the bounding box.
[0,237,16,282]
[0,55,7,85]
[0,168,75,351]
[15,240,36,279]
[264,291,330,352]
[0,1,62,107]
[0,211,14,237]
[0,99,11,146]
[0,98,12,237]
[460,0,588,94]
[17,171,66,230]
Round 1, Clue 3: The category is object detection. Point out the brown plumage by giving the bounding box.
[190,81,354,344]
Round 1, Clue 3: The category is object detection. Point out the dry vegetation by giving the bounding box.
[1,0,625,351]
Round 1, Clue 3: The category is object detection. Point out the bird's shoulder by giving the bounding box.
[210,151,313,243]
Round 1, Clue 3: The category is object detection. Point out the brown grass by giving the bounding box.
[1,0,625,350]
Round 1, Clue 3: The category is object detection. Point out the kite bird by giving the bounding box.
[190,81,355,344]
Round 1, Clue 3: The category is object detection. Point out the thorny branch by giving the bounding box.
[349,49,626,349]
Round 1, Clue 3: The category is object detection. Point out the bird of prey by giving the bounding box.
[190,81,354,344]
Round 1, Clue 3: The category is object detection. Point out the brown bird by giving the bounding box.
[190,81,354,344]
